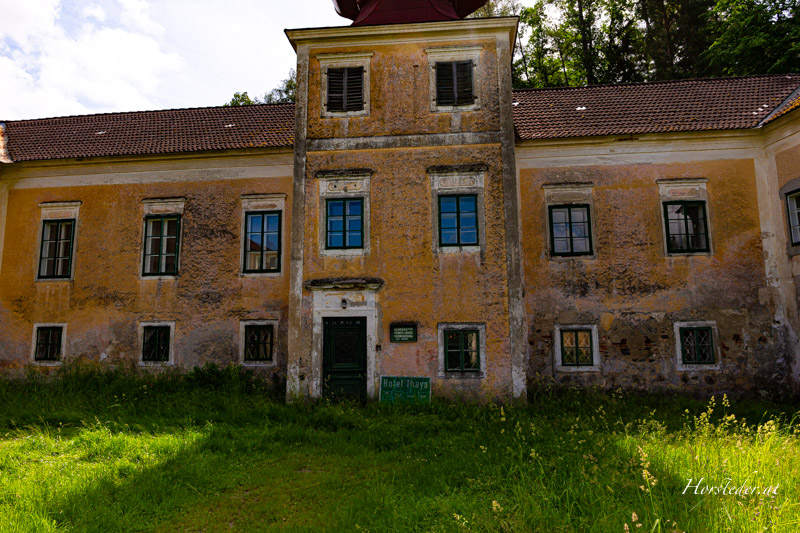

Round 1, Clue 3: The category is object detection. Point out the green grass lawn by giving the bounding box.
[0,364,798,532]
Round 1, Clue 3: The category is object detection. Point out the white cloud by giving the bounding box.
[82,4,107,23]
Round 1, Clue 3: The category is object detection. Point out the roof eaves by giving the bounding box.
[758,84,800,127]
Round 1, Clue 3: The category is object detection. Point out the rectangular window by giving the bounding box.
[243,324,274,362]
[244,211,281,273]
[38,219,74,279]
[435,61,474,107]
[549,205,592,256]
[34,326,63,362]
[143,215,181,275]
[439,195,478,246]
[326,198,363,249]
[327,67,364,113]
[787,191,800,246]
[142,326,170,362]
[560,329,593,366]
[679,327,714,364]
[444,329,480,372]
[664,201,709,253]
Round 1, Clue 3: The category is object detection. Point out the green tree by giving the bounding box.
[223,91,257,107]
[702,0,800,76]
[224,69,296,106]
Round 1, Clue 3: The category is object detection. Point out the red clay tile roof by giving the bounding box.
[764,91,800,125]
[2,103,294,162]
[3,75,800,162]
[512,75,800,140]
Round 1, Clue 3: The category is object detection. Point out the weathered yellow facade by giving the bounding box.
[1,14,800,400]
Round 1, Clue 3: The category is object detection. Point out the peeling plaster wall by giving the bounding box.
[0,153,292,382]
[519,143,791,396]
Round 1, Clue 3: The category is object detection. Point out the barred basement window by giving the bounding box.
[327,67,364,113]
[786,190,800,246]
[549,205,592,256]
[326,198,363,249]
[143,215,181,275]
[679,327,715,365]
[34,326,63,362]
[560,329,593,366]
[244,211,281,273]
[435,61,474,107]
[438,194,478,246]
[444,329,480,372]
[663,201,709,253]
[38,219,75,279]
[142,326,170,362]
[243,324,274,362]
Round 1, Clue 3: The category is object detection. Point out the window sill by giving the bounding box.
[431,104,480,113]
[322,110,369,118]
[440,371,484,380]
[35,278,73,282]
[438,245,480,254]
[242,361,277,368]
[549,254,595,262]
[320,248,368,257]
[138,361,173,367]
[554,365,600,373]
[676,362,721,372]
[240,272,282,278]
[30,360,62,367]
[665,251,712,257]
[139,275,179,281]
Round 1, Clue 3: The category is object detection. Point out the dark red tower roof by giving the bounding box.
[333,0,489,25]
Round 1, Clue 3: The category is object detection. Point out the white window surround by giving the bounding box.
[657,179,713,256]
[240,194,286,277]
[437,322,487,379]
[308,285,381,399]
[318,51,373,118]
[36,201,81,281]
[139,198,185,280]
[318,172,371,257]
[542,183,596,260]
[138,320,175,367]
[239,319,279,367]
[553,324,601,373]
[674,320,722,372]
[425,45,482,112]
[429,167,485,254]
[30,323,67,366]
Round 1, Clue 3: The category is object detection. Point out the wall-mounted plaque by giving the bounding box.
[390,324,417,343]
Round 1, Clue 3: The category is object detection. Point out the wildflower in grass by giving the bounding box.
[638,446,657,492]
[492,500,503,513]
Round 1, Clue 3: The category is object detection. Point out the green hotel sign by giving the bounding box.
[380,376,431,404]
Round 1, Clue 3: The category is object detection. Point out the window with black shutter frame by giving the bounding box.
[435,61,474,107]
[327,67,364,112]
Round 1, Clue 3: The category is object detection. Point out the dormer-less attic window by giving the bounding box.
[436,61,474,107]
[327,67,364,113]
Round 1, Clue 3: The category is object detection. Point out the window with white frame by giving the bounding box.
[139,321,175,365]
[657,179,712,255]
[239,319,279,365]
[543,184,595,258]
[425,46,482,112]
[37,201,81,280]
[554,324,600,372]
[429,166,486,254]
[141,198,185,278]
[317,171,371,257]
[31,324,66,364]
[241,194,285,275]
[786,189,800,246]
[318,52,372,118]
[674,321,720,371]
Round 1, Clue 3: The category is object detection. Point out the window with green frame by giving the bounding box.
[663,201,709,253]
[549,204,592,256]
[444,329,479,372]
[786,190,800,246]
[326,198,363,249]
[38,219,75,279]
[560,329,593,366]
[34,326,63,361]
[439,194,478,246]
[244,211,281,273]
[142,325,170,362]
[143,215,180,275]
[243,324,274,362]
[679,327,714,364]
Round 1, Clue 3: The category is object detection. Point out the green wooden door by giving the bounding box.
[323,317,367,400]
